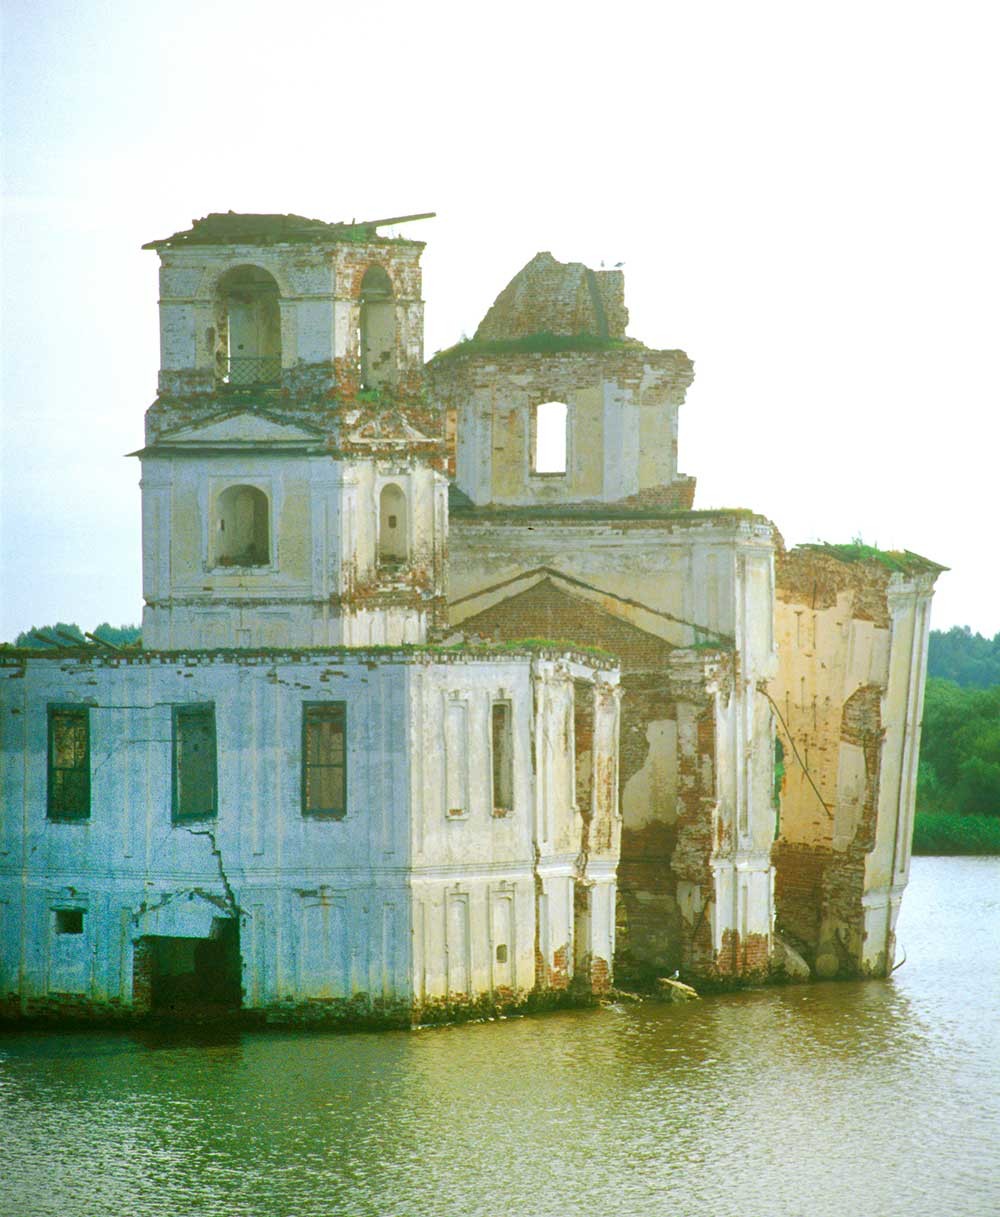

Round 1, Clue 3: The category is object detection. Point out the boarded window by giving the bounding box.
[47,705,90,820]
[172,705,217,821]
[302,703,347,818]
[445,700,469,816]
[491,701,514,814]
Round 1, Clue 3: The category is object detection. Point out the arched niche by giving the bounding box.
[359,265,396,390]
[215,265,281,387]
[378,483,408,564]
[533,401,568,474]
[215,485,270,567]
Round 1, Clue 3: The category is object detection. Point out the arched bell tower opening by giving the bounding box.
[378,483,408,565]
[215,265,282,388]
[215,484,270,567]
[359,265,396,390]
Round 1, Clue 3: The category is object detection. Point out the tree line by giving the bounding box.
[12,622,141,648]
[914,626,1000,854]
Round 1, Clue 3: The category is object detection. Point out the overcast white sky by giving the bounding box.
[2,0,997,640]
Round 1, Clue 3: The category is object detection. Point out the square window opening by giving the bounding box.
[55,909,84,935]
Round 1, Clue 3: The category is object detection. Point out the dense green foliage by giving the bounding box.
[13,622,141,648]
[917,678,1000,817]
[915,667,1000,854]
[911,812,1000,855]
[927,625,1000,688]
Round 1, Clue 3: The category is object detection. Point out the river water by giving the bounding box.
[1,855,998,1217]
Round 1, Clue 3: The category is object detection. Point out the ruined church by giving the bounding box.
[0,212,942,1023]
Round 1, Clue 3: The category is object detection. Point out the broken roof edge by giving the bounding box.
[142,211,436,251]
[0,640,618,669]
[448,500,775,529]
[427,333,694,365]
[791,542,948,575]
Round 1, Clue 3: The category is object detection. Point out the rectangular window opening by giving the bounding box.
[47,705,91,820]
[302,703,347,819]
[533,401,568,474]
[491,701,514,815]
[55,908,84,935]
[173,704,218,822]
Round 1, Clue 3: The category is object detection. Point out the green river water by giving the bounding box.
[1,855,998,1217]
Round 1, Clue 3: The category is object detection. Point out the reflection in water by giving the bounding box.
[1,857,998,1217]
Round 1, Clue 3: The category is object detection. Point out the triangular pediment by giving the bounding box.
[346,410,433,445]
[158,410,324,447]
[458,577,676,671]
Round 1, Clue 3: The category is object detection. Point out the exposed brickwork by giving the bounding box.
[771,542,907,977]
[613,480,698,511]
[474,251,628,341]
[715,930,770,978]
[131,937,154,1013]
[775,546,897,627]
[589,956,611,995]
[549,944,571,990]
[460,578,676,671]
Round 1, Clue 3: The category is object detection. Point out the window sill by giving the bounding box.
[302,811,347,822]
[492,808,513,819]
[208,563,275,574]
[46,814,91,824]
[528,472,567,479]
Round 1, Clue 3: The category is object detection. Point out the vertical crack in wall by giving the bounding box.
[184,828,241,917]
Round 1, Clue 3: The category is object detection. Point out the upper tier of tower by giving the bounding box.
[143,211,434,444]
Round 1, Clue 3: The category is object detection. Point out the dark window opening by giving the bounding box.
[47,705,90,820]
[378,484,408,565]
[55,908,84,935]
[216,485,270,567]
[173,704,217,822]
[496,943,508,964]
[302,703,347,818]
[491,701,514,814]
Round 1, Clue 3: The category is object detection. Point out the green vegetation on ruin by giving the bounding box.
[801,541,943,574]
[429,331,630,363]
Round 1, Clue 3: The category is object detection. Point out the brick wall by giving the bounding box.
[474,251,628,341]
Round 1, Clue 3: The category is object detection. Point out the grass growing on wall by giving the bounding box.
[430,332,629,362]
[912,812,1000,855]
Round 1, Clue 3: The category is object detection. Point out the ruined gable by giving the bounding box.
[474,251,628,342]
[460,577,676,671]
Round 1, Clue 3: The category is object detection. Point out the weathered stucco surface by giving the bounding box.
[0,649,618,1023]
[0,214,942,1026]
[770,546,941,977]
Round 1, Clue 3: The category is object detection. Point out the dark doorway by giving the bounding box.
[148,919,241,1015]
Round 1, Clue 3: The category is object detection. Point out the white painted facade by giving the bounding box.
[0,650,619,1019]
